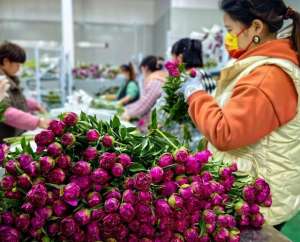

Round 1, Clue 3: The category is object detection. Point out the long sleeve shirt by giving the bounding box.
[188,39,298,151]
[126,80,163,118]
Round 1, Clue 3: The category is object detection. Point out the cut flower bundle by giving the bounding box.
[0,112,272,242]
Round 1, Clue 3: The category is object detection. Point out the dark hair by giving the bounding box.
[139,55,164,72]
[171,38,204,69]
[0,41,26,65]
[120,62,136,80]
[220,0,300,63]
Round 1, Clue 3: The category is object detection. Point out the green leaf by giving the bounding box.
[197,137,208,151]
[21,137,27,152]
[150,109,158,129]
[129,163,147,173]
[119,127,127,140]
[112,115,121,129]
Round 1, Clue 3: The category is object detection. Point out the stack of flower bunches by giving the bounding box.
[0,112,272,242]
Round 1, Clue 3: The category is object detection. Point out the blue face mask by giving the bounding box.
[116,74,127,84]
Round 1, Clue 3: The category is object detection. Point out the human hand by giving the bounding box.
[121,111,130,121]
[38,118,51,129]
[178,76,205,101]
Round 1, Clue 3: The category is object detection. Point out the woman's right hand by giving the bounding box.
[38,118,51,129]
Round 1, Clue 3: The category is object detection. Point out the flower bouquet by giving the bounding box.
[0,112,272,241]
[158,61,201,148]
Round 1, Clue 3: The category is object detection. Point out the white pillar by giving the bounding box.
[61,0,75,68]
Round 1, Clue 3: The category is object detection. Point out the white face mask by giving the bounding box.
[15,66,23,77]
[117,73,127,80]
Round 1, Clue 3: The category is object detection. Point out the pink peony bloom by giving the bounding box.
[86,129,100,142]
[150,166,164,183]
[48,120,65,136]
[63,112,78,126]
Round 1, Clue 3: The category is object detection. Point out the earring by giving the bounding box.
[253,35,261,44]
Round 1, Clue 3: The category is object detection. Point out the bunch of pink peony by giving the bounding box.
[0,112,272,242]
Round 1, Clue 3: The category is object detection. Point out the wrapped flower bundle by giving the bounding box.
[0,112,272,242]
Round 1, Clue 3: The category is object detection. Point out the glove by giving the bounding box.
[179,76,205,101]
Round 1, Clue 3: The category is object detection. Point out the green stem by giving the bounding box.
[154,129,178,150]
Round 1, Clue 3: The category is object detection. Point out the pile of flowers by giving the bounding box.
[0,112,272,241]
[72,64,102,80]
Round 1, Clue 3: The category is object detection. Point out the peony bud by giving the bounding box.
[220,167,232,179]
[35,130,55,147]
[19,154,33,170]
[150,166,164,183]
[155,199,172,217]
[214,228,230,241]
[17,174,32,189]
[27,184,48,208]
[134,172,152,191]
[158,153,174,167]
[39,156,55,174]
[102,134,114,148]
[61,132,76,147]
[56,154,71,169]
[15,214,30,231]
[175,164,186,175]
[53,200,68,217]
[194,150,212,164]
[118,153,132,168]
[91,208,105,221]
[122,189,136,204]
[137,191,152,204]
[72,161,91,176]
[243,185,256,203]
[235,200,250,216]
[74,209,91,226]
[174,148,189,163]
[99,152,117,170]
[104,198,120,213]
[185,155,201,175]
[86,221,101,241]
[48,120,65,136]
[5,160,18,175]
[87,192,102,208]
[63,182,80,206]
[111,163,124,177]
[47,223,59,237]
[1,211,14,225]
[60,217,78,237]
[86,129,100,142]
[91,168,110,184]
[184,227,199,242]
[161,181,178,197]
[179,185,193,199]
[168,194,184,209]
[120,203,135,222]
[1,175,15,191]
[47,142,62,157]
[0,226,20,242]
[47,168,65,184]
[251,212,265,228]
[63,112,78,126]
[83,147,98,161]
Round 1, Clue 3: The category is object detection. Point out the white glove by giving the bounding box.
[179,76,205,101]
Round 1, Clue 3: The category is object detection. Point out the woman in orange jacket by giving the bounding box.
[180,0,300,229]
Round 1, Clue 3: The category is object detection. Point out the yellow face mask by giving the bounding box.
[225,32,239,51]
[224,28,251,59]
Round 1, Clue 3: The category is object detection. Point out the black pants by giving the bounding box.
[274,223,286,231]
